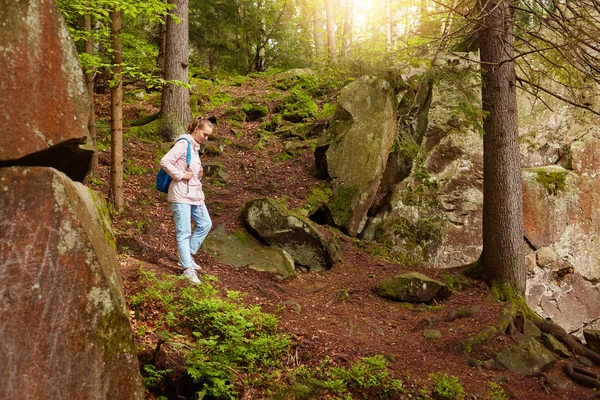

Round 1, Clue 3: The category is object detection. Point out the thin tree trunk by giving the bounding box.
[342,0,353,59]
[242,5,253,73]
[84,12,97,173]
[110,9,124,211]
[386,0,392,51]
[313,7,324,62]
[479,0,525,294]
[157,13,167,74]
[325,0,336,63]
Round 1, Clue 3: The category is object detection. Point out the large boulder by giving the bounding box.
[242,198,338,271]
[315,76,397,236]
[202,224,295,278]
[363,60,484,268]
[363,131,483,268]
[0,167,142,399]
[0,0,93,182]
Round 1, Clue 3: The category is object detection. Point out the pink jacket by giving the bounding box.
[160,134,205,205]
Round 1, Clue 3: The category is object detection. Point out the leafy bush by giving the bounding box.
[131,270,291,399]
[429,372,465,399]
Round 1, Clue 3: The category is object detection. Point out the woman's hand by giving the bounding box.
[182,171,193,181]
[198,166,204,179]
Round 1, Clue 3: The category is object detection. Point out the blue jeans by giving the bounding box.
[171,202,212,270]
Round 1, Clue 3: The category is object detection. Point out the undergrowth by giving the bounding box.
[130,270,407,399]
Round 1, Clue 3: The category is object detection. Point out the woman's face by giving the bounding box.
[193,125,212,143]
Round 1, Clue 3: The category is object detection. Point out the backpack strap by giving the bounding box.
[175,138,192,169]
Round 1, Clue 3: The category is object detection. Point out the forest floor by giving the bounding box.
[91,74,599,399]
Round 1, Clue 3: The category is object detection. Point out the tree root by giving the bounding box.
[564,362,600,389]
[536,319,600,365]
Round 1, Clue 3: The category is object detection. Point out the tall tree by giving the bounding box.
[479,0,525,294]
[342,0,353,59]
[160,0,191,140]
[313,5,324,61]
[325,0,337,62]
[110,8,124,211]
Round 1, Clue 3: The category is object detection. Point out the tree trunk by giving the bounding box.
[110,9,124,211]
[342,0,353,59]
[325,0,336,63]
[84,12,97,173]
[313,7,324,62]
[479,0,525,294]
[157,13,167,74]
[160,0,191,141]
[385,0,392,51]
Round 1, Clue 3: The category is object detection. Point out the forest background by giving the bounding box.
[53,0,600,398]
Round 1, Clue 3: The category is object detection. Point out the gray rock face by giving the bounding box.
[372,272,450,303]
[0,167,143,400]
[364,131,483,268]
[202,224,295,277]
[242,198,338,271]
[317,76,397,236]
[0,0,93,182]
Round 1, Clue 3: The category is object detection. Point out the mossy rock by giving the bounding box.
[241,103,268,121]
[202,144,222,156]
[242,198,338,271]
[126,119,160,141]
[496,336,557,375]
[202,224,295,277]
[373,272,450,304]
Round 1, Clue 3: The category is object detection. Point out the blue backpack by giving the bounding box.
[156,138,192,193]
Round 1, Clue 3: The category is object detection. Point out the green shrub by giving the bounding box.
[429,372,465,399]
[131,271,291,399]
[241,103,269,121]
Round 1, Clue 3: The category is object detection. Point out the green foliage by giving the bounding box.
[536,170,567,195]
[142,364,172,389]
[283,355,405,399]
[429,372,465,399]
[57,0,175,89]
[125,159,148,176]
[484,382,507,400]
[131,270,291,399]
[276,86,318,123]
[241,103,269,121]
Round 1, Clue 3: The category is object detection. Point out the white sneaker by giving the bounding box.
[177,257,202,270]
[182,267,201,284]
[190,257,202,271]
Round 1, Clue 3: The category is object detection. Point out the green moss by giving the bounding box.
[90,189,116,252]
[241,103,268,121]
[328,186,359,227]
[536,170,567,195]
[491,282,541,326]
[295,185,332,217]
[210,92,232,106]
[97,308,135,362]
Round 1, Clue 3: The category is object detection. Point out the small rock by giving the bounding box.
[583,329,600,353]
[423,329,442,340]
[541,333,572,358]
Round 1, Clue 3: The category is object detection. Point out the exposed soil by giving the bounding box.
[91,77,600,399]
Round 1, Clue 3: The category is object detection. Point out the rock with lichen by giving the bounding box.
[0,167,142,400]
[372,272,450,304]
[314,76,396,237]
[242,198,339,271]
[0,0,93,182]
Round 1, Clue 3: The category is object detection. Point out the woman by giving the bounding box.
[160,116,213,283]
